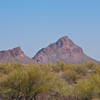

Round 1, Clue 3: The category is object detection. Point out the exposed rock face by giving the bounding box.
[0,47,33,64]
[33,36,96,64]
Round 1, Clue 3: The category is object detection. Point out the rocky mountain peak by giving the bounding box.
[0,36,97,64]
[55,36,76,48]
[10,47,24,57]
[0,47,33,64]
[33,36,95,64]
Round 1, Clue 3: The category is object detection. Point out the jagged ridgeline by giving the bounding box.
[0,36,98,64]
[0,47,34,64]
[33,36,97,64]
[0,36,100,100]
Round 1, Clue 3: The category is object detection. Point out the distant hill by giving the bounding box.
[0,47,33,64]
[0,36,98,64]
[32,36,97,64]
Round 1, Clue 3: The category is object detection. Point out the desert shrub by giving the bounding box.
[95,65,100,75]
[0,62,100,100]
[62,69,81,83]
[90,74,100,99]
[0,65,69,100]
[72,74,100,100]
[51,61,66,72]
[73,78,94,100]
[83,62,97,75]
[85,62,97,70]
[0,63,24,75]
[52,61,79,73]
[75,65,88,76]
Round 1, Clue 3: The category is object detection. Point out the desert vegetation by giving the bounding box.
[0,62,100,100]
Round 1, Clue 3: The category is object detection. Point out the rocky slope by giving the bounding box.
[33,36,96,64]
[0,47,33,64]
[0,36,97,64]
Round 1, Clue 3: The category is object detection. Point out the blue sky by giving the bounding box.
[0,0,100,60]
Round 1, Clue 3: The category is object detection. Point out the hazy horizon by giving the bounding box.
[0,0,100,60]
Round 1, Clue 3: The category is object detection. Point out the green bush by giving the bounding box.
[0,62,100,100]
[0,64,69,100]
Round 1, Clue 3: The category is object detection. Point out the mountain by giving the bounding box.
[0,47,33,64]
[32,36,96,64]
[0,36,97,64]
